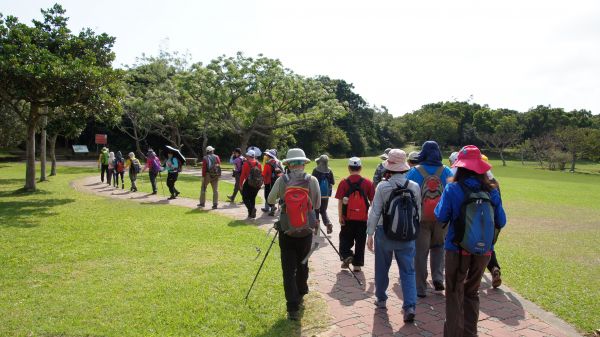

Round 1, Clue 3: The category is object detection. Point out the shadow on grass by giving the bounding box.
[0,187,52,198]
[255,317,301,337]
[0,198,75,228]
[0,178,24,186]
[227,219,259,227]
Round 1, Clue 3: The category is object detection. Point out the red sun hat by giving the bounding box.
[452,145,492,174]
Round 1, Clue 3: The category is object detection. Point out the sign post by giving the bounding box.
[95,134,108,155]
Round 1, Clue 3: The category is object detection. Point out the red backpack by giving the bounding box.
[416,165,444,222]
[343,178,370,221]
[116,159,125,173]
[279,173,315,237]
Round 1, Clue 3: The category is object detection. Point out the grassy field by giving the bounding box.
[0,164,326,337]
[308,154,600,333]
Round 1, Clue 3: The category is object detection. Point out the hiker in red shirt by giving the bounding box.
[335,157,375,272]
[240,150,263,218]
[261,149,282,216]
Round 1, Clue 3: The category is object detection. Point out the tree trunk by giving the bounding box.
[240,131,252,154]
[520,147,525,165]
[499,148,506,166]
[133,126,145,160]
[201,120,209,158]
[49,134,58,176]
[570,151,576,172]
[182,137,198,159]
[25,104,40,191]
[40,113,48,181]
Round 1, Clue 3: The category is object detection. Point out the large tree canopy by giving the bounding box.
[0,4,123,190]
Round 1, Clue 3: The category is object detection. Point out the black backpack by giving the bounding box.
[382,180,420,241]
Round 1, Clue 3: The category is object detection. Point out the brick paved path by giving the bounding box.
[73,174,582,337]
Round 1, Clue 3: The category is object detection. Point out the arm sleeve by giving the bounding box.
[309,176,321,210]
[367,181,375,201]
[202,158,207,176]
[240,162,248,187]
[367,183,384,235]
[491,189,507,229]
[267,177,283,205]
[328,171,335,186]
[334,180,347,200]
[434,184,454,223]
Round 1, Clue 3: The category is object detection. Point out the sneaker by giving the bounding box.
[433,280,445,291]
[212,204,218,210]
[403,307,416,322]
[261,207,270,212]
[353,266,362,272]
[326,223,333,234]
[226,196,234,202]
[287,310,300,321]
[175,191,180,196]
[168,195,176,200]
[341,256,353,269]
[197,203,205,208]
[268,210,275,216]
[492,267,502,288]
[374,299,387,309]
[152,191,157,195]
[417,293,427,298]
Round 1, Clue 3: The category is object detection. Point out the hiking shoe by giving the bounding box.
[268,210,275,216]
[168,195,176,200]
[326,223,333,234]
[374,299,387,309]
[175,191,180,196]
[212,204,218,210]
[197,203,205,208]
[353,266,362,272]
[492,267,502,288]
[152,191,157,195]
[433,280,445,291]
[417,293,427,298]
[261,207,270,212]
[226,196,234,202]
[287,310,300,321]
[341,256,353,269]
[403,307,416,322]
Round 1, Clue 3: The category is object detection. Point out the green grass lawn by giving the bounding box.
[0,164,326,337]
[310,154,599,333]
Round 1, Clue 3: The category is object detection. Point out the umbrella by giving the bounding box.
[247,146,262,157]
[164,145,186,166]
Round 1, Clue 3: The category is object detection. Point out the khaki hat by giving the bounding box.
[282,148,310,164]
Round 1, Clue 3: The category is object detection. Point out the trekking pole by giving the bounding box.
[158,172,166,197]
[244,230,279,303]
[319,226,363,286]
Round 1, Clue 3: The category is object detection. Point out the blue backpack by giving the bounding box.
[453,183,500,255]
[318,175,330,197]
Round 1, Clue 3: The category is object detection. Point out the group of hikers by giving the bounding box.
[97,141,506,337]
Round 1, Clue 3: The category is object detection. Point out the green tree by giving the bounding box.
[46,107,88,176]
[474,109,523,166]
[556,127,600,171]
[0,5,122,191]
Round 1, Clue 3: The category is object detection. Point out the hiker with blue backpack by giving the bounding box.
[142,149,161,195]
[125,152,141,192]
[267,148,321,321]
[335,157,374,272]
[434,145,506,337]
[240,150,263,218]
[198,146,221,209]
[261,149,283,216]
[366,149,421,323]
[406,140,453,297]
[311,154,335,234]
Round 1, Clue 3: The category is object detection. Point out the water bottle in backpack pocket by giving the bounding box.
[453,183,499,255]
[382,180,420,241]
[278,173,315,237]
[416,166,444,222]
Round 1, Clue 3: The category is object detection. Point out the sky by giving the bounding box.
[2,0,599,116]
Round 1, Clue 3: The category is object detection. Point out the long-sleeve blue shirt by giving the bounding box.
[434,177,507,251]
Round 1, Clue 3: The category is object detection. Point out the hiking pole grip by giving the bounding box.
[244,230,279,303]
[319,227,363,286]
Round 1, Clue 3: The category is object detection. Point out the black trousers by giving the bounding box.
[231,172,241,200]
[241,181,260,214]
[279,233,312,312]
[149,171,158,193]
[264,182,275,209]
[107,168,113,185]
[487,250,501,272]
[100,164,109,182]
[167,172,179,196]
[114,171,124,187]
[339,220,367,266]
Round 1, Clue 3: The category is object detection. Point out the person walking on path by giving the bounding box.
[261,149,282,216]
[434,145,506,337]
[481,153,502,288]
[98,147,110,183]
[227,148,244,202]
[367,149,421,322]
[311,154,335,234]
[406,140,454,297]
[240,150,262,218]
[163,150,181,200]
[336,157,374,272]
[113,151,125,189]
[142,149,161,195]
[407,151,420,167]
[267,148,321,321]
[125,152,141,192]
[107,151,115,186]
[373,148,391,188]
[198,146,221,209]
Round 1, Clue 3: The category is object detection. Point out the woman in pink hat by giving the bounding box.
[434,145,507,337]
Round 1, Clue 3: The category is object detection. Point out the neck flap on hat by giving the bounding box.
[417,141,443,166]
[316,159,329,173]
